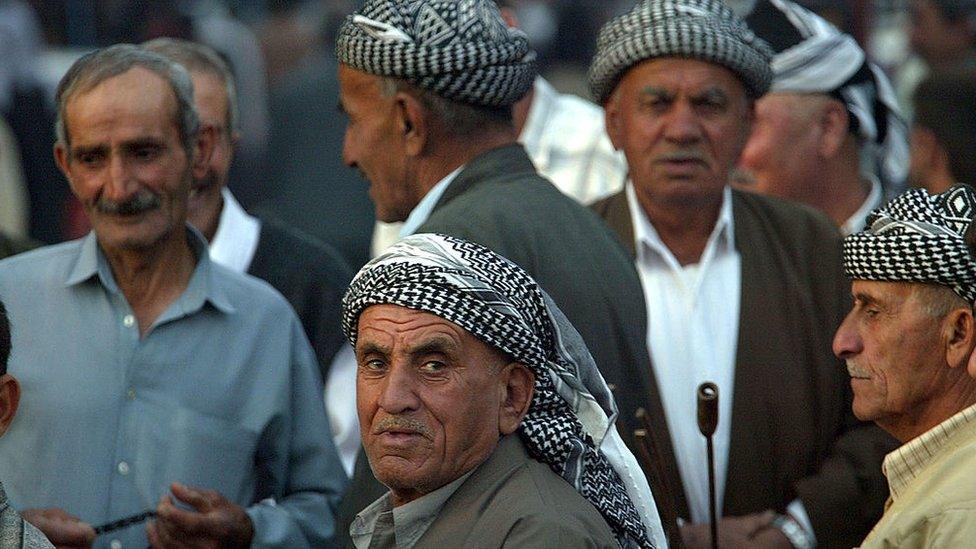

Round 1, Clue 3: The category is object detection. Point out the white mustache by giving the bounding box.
[846,361,871,379]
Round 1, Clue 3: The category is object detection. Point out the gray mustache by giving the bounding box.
[373,416,433,438]
[657,151,707,163]
[96,192,161,215]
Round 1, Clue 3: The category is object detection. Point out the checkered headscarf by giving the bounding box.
[745,0,909,193]
[844,185,976,303]
[588,0,774,104]
[342,234,654,548]
[335,0,536,107]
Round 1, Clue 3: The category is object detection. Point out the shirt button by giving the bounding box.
[126,388,136,400]
[110,540,122,549]
[117,461,130,475]
[123,315,135,328]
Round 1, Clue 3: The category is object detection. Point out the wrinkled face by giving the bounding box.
[833,280,948,436]
[186,70,234,231]
[338,65,416,223]
[737,93,826,202]
[606,57,753,207]
[355,304,511,504]
[56,67,196,255]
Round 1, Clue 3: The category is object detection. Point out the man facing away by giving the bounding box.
[588,0,897,547]
[834,185,976,547]
[0,45,345,548]
[343,233,664,548]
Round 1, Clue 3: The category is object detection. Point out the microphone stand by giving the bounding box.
[697,382,719,549]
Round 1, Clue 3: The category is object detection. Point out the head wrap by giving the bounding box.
[342,233,661,548]
[745,0,909,193]
[335,0,536,107]
[588,0,774,104]
[844,185,976,303]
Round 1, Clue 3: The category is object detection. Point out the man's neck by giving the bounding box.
[103,229,198,337]
[818,171,872,228]
[414,130,517,200]
[635,186,724,266]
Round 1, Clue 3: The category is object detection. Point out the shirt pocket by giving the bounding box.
[130,402,261,506]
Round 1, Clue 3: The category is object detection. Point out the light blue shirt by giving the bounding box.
[398,167,463,239]
[0,229,347,548]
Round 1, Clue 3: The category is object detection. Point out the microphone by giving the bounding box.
[697,382,719,549]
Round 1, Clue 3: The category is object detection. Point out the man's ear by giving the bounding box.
[498,363,534,436]
[818,99,849,159]
[394,92,428,157]
[54,142,71,181]
[944,307,976,371]
[190,125,218,180]
[604,95,623,151]
[0,374,20,437]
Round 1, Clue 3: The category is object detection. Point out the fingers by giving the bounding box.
[22,508,95,548]
[169,482,215,512]
[156,492,212,536]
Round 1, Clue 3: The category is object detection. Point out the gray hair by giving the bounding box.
[55,44,200,155]
[378,77,513,138]
[914,283,972,318]
[142,38,239,136]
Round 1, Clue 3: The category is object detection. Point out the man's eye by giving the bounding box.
[419,361,446,374]
[361,359,386,372]
[133,147,159,160]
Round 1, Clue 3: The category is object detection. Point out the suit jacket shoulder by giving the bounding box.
[418,435,617,548]
[249,218,353,378]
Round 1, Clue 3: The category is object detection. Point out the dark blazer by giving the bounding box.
[336,144,652,546]
[248,218,353,380]
[591,189,898,549]
[417,434,617,548]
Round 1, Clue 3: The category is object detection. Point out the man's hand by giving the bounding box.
[680,510,791,548]
[22,508,95,549]
[146,482,254,549]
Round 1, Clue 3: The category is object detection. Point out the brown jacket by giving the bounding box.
[591,188,898,549]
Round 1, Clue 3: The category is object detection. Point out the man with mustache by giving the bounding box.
[0,45,346,548]
[333,0,652,539]
[834,184,976,548]
[143,38,361,476]
[344,233,665,548]
[589,1,896,547]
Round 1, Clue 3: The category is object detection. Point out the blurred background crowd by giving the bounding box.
[0,0,972,270]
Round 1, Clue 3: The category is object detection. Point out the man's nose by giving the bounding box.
[104,155,138,200]
[663,100,704,144]
[832,311,863,360]
[376,364,421,414]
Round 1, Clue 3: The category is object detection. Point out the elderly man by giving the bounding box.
[0,45,345,548]
[588,1,896,547]
[732,0,909,235]
[334,0,653,533]
[343,233,664,548]
[834,185,976,547]
[142,38,361,474]
[0,300,53,548]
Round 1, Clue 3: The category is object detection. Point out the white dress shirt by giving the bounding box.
[398,167,463,239]
[628,183,740,524]
[209,188,359,475]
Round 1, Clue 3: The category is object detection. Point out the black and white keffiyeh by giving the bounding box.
[342,234,655,548]
[844,185,976,304]
[588,0,774,104]
[335,0,536,107]
[745,0,909,193]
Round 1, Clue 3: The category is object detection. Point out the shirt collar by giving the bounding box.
[64,227,235,316]
[399,166,464,239]
[351,468,474,548]
[840,175,883,236]
[627,183,736,266]
[882,403,976,501]
[209,188,262,274]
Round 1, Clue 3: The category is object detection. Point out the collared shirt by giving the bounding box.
[860,404,976,548]
[0,481,54,549]
[209,187,261,272]
[350,470,475,549]
[207,188,360,476]
[0,229,346,549]
[628,183,740,524]
[840,176,883,236]
[398,167,463,239]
